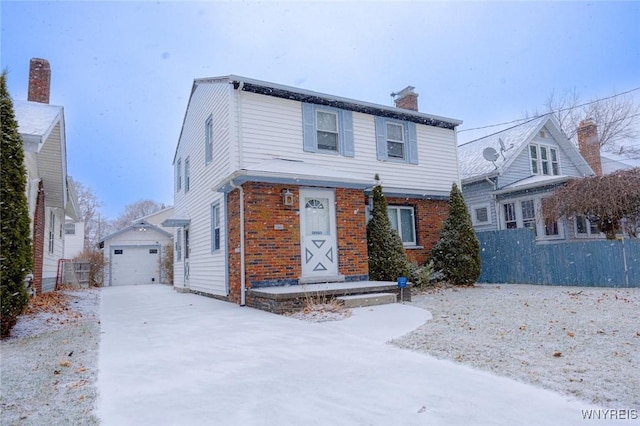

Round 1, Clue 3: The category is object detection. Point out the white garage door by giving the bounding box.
[111,246,160,286]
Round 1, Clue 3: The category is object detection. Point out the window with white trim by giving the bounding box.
[529,144,560,176]
[521,199,537,235]
[184,157,191,193]
[316,110,339,151]
[176,229,182,260]
[374,117,418,164]
[387,206,416,246]
[501,197,563,238]
[302,103,354,156]
[65,223,76,235]
[205,115,213,165]
[211,203,221,252]
[48,211,55,253]
[471,204,491,226]
[176,159,182,192]
[575,216,601,237]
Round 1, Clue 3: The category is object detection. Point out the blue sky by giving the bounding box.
[2,1,639,219]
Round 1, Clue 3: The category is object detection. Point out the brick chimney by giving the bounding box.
[28,58,51,104]
[577,119,602,176]
[393,86,418,111]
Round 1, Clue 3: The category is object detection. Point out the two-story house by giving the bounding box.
[14,58,80,294]
[458,115,595,240]
[164,76,462,308]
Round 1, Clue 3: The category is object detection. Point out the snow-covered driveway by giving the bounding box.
[97,285,604,426]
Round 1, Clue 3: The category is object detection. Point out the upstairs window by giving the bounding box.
[184,157,191,193]
[530,144,559,176]
[205,115,214,165]
[302,103,354,156]
[375,117,418,164]
[316,110,339,151]
[176,159,182,192]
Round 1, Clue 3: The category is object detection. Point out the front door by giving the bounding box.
[300,188,339,279]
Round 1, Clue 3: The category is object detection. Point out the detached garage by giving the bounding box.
[100,220,173,286]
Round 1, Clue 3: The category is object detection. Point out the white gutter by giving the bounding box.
[229,180,246,306]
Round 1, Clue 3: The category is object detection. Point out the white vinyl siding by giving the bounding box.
[172,82,231,295]
[238,92,457,196]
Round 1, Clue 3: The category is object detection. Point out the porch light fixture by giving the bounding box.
[281,189,294,206]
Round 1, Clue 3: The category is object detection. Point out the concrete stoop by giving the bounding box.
[337,293,397,308]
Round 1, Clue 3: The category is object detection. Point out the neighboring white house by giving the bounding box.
[164,76,462,307]
[457,115,596,240]
[63,177,85,259]
[14,58,81,293]
[100,208,174,286]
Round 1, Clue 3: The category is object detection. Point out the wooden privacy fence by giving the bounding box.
[477,229,639,287]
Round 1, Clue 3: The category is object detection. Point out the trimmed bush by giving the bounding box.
[430,183,480,285]
[367,177,409,281]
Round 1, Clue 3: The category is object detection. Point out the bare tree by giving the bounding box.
[112,199,167,230]
[528,89,640,153]
[543,168,640,239]
[69,177,106,250]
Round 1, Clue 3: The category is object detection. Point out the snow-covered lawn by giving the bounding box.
[0,289,100,425]
[2,284,636,425]
[395,284,640,409]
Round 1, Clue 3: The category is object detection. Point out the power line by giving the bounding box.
[458,86,640,133]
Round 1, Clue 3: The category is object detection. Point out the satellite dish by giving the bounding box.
[483,147,499,162]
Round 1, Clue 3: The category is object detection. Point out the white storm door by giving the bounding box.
[300,188,338,278]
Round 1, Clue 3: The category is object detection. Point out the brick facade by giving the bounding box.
[32,180,45,295]
[382,196,449,264]
[226,183,448,302]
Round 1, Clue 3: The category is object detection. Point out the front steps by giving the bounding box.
[246,281,411,314]
[337,293,396,308]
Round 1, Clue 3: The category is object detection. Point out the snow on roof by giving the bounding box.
[601,150,640,174]
[457,116,547,182]
[492,174,573,195]
[13,100,63,145]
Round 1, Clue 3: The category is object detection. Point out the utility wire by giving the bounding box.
[458,86,640,133]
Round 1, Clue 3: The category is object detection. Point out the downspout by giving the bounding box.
[229,180,246,306]
[235,80,245,170]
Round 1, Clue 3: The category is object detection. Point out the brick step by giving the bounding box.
[337,293,396,308]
